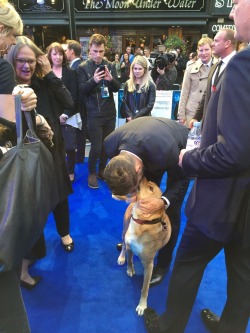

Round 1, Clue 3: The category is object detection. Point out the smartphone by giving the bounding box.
[99,65,105,72]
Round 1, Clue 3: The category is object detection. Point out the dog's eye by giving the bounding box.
[149,185,154,192]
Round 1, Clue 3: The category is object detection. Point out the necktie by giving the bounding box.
[213,60,223,86]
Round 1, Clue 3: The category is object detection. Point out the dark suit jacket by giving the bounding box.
[182,47,250,247]
[71,59,82,70]
[104,117,189,205]
[194,63,222,122]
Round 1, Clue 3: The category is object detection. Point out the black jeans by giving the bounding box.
[87,115,116,174]
[159,222,250,333]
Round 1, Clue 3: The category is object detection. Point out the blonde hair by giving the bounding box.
[0,0,23,35]
[7,36,45,79]
[127,55,151,92]
[197,37,213,49]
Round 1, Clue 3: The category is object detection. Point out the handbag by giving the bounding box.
[0,95,59,271]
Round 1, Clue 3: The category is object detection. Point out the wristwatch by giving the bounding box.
[160,196,169,209]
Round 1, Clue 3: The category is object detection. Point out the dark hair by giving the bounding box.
[89,34,107,47]
[104,155,138,195]
[47,42,67,66]
[66,39,82,57]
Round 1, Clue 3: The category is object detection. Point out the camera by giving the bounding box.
[98,65,105,72]
[155,53,176,70]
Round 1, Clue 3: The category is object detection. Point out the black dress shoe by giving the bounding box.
[20,276,42,290]
[150,265,169,287]
[116,242,123,251]
[144,307,161,333]
[201,308,220,332]
[62,241,74,253]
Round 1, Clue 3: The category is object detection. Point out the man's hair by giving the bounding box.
[104,155,138,195]
[220,28,237,49]
[89,34,107,47]
[197,37,213,48]
[66,39,82,57]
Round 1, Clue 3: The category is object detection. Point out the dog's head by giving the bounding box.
[136,178,162,200]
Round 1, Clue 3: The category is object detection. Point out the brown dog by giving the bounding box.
[114,177,171,316]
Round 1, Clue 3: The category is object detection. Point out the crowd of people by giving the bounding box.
[0,0,250,332]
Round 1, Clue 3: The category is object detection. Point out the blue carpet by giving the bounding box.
[22,160,250,333]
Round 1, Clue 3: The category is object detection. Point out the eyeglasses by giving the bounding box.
[15,58,37,67]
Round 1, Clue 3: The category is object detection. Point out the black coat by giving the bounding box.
[61,65,79,117]
[77,59,120,118]
[31,71,74,202]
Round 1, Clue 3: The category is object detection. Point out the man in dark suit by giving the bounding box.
[104,117,190,286]
[65,40,86,164]
[144,2,250,332]
[189,28,237,129]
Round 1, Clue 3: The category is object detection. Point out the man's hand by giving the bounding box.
[189,118,197,129]
[104,67,113,81]
[12,86,37,111]
[138,198,164,215]
[94,67,105,83]
[178,119,186,125]
[179,149,187,167]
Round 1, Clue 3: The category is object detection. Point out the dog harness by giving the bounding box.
[131,215,168,230]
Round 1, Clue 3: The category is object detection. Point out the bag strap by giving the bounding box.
[24,110,35,134]
[14,94,23,146]
[15,94,36,146]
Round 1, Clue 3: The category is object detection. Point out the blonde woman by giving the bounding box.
[121,55,156,122]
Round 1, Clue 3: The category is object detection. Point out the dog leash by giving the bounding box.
[131,215,168,230]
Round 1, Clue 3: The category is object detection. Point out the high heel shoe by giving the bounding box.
[20,276,42,290]
[62,241,74,253]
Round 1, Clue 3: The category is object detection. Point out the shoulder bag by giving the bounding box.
[0,95,59,271]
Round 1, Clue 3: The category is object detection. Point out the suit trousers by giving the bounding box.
[159,221,250,333]
[0,269,30,333]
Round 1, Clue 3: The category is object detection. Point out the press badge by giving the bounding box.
[101,86,109,98]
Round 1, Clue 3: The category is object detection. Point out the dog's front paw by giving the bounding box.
[117,253,126,265]
[136,301,147,316]
[127,265,135,277]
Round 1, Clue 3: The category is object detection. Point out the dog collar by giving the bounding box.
[131,215,167,229]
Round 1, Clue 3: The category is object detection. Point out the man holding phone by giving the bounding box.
[78,34,120,189]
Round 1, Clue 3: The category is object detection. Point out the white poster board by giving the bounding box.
[151,90,173,119]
